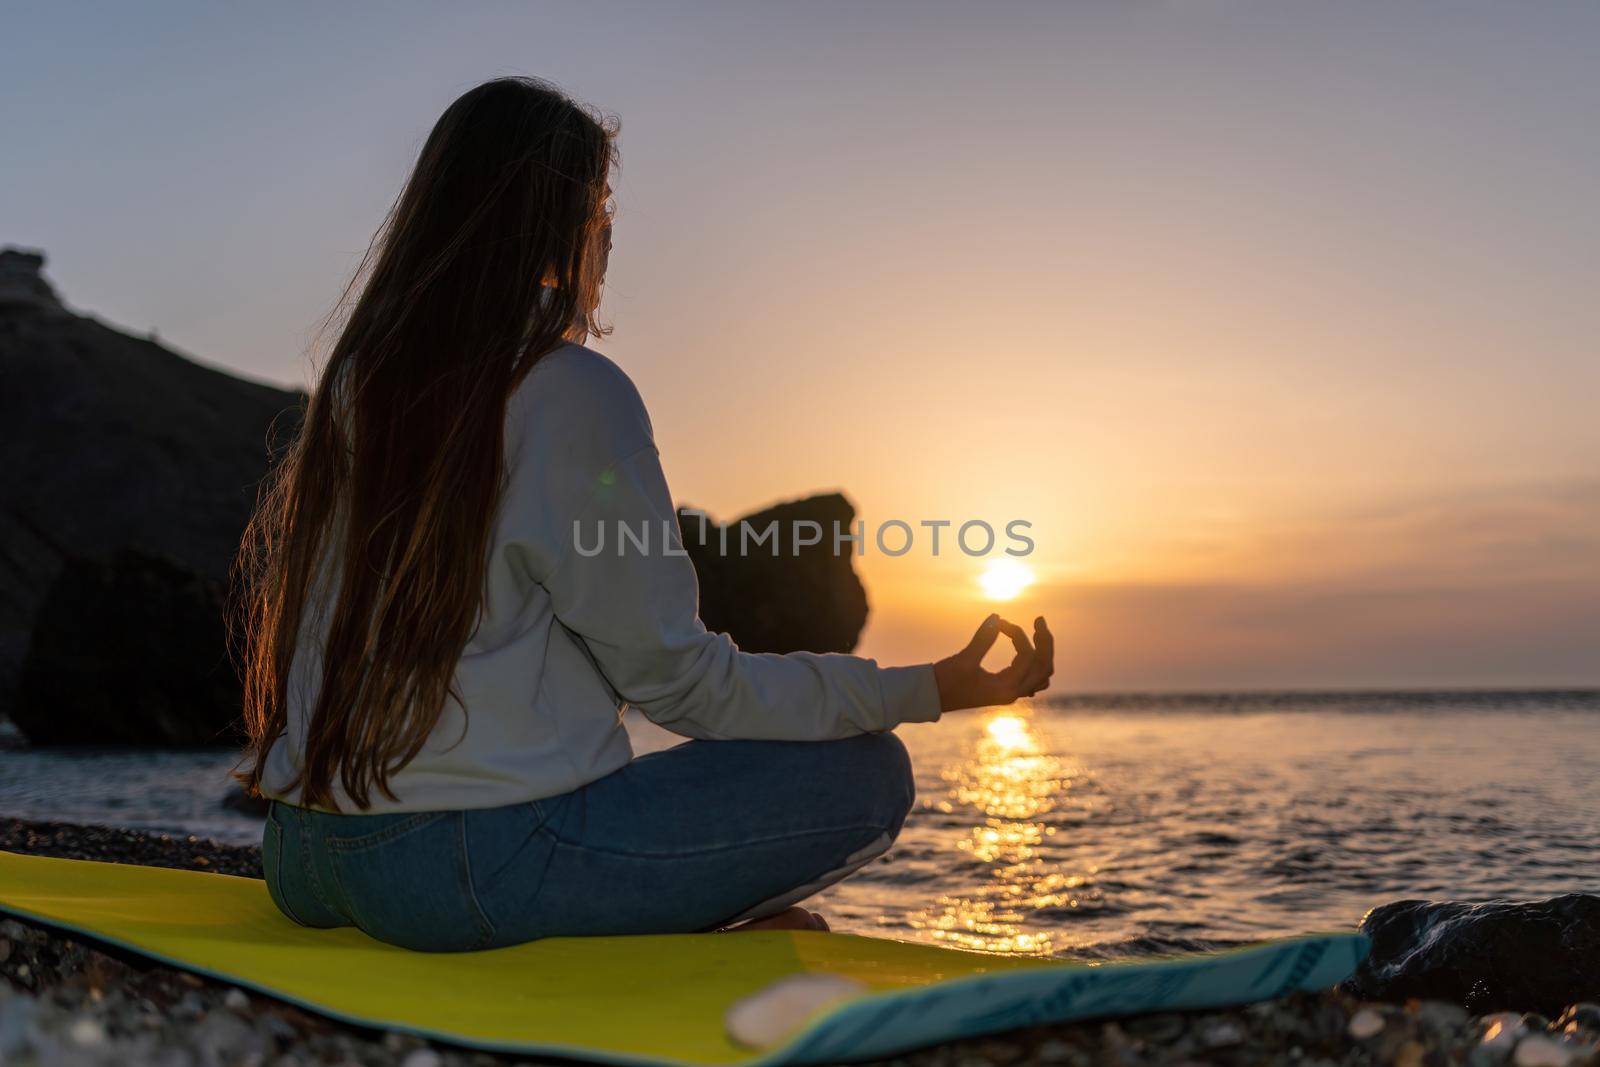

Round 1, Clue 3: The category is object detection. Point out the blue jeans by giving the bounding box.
[262,733,914,951]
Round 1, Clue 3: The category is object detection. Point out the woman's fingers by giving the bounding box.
[961,616,1035,704]
[1019,617,1054,693]
[993,618,1035,673]
[999,618,1054,700]
[959,613,1002,662]
[936,614,1056,711]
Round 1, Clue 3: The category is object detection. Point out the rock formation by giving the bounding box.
[1345,894,1600,1015]
[0,248,304,738]
[679,494,869,655]
[0,248,64,312]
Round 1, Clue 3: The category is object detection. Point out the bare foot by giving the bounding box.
[725,906,830,933]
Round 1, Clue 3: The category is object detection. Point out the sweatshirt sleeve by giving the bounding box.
[541,442,941,740]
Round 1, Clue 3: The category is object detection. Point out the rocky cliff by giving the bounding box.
[0,249,304,736]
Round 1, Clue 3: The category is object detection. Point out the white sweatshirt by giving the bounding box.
[259,343,942,812]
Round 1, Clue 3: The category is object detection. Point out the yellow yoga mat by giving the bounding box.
[0,851,1367,1066]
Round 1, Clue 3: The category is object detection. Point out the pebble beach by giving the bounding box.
[5,818,1600,1067]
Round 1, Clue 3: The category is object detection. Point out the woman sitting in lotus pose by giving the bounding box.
[238,76,1053,951]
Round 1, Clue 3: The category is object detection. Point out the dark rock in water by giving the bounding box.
[14,550,243,745]
[220,783,271,817]
[1345,894,1600,1015]
[0,248,303,728]
[679,493,869,654]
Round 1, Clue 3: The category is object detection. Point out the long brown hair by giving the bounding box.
[235,77,617,810]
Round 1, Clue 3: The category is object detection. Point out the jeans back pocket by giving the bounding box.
[326,812,495,952]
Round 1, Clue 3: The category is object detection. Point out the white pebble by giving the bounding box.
[1513,1035,1575,1067]
[1348,1008,1386,1039]
[67,1016,106,1046]
[224,988,250,1012]
[400,1049,443,1067]
[1482,1012,1527,1052]
[1201,1021,1246,1048]
[725,972,868,1048]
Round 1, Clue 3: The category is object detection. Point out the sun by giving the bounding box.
[984,713,1035,753]
[978,558,1035,601]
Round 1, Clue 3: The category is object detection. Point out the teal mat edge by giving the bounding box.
[0,866,1369,1067]
[779,931,1369,1064]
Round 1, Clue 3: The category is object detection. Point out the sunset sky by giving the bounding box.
[5,3,1597,689]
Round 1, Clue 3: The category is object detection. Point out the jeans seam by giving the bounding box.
[264,816,311,928]
[458,812,497,950]
[467,801,551,899]
[716,829,895,930]
[538,821,893,861]
[290,808,341,917]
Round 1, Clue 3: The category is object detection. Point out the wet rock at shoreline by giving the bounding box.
[1347,894,1600,1015]
[220,783,272,817]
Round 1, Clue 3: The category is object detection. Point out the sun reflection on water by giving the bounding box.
[908,706,1095,955]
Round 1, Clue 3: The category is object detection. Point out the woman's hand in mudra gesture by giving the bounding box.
[932,614,1055,713]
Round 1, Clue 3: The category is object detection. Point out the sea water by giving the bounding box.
[3,690,1597,957]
